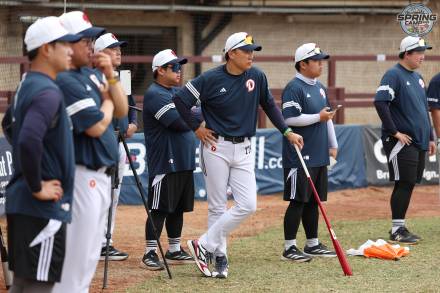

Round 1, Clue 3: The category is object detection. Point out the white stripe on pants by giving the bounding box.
[102,142,127,246]
[199,137,257,256]
[53,166,111,293]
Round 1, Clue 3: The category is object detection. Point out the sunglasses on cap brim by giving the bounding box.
[161,62,182,73]
[405,38,432,51]
[228,35,256,51]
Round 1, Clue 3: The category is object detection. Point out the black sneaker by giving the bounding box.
[100,246,128,261]
[140,250,164,271]
[211,255,229,279]
[389,227,419,245]
[304,243,337,257]
[165,247,194,264]
[281,245,312,263]
[187,240,212,277]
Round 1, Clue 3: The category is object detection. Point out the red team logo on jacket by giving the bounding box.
[246,79,255,92]
[89,179,96,188]
[211,145,217,152]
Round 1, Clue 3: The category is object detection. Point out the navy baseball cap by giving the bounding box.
[24,16,81,52]
[152,49,187,72]
[295,43,329,63]
[223,32,262,52]
[94,33,128,53]
[59,11,105,38]
[399,36,432,53]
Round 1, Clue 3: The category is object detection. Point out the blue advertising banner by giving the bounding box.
[5,124,434,208]
[118,125,368,204]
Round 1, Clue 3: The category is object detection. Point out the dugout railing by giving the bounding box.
[2,54,440,125]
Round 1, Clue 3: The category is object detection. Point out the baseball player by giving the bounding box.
[173,32,304,278]
[94,32,137,261]
[1,16,79,291]
[141,49,197,270]
[52,11,128,292]
[280,43,338,263]
[374,36,435,244]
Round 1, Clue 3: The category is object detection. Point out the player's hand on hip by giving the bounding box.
[286,132,304,149]
[195,126,217,146]
[319,107,335,122]
[429,141,436,156]
[329,147,338,159]
[33,180,63,202]
[393,131,412,145]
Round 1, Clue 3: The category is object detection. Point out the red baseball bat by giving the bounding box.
[294,145,353,276]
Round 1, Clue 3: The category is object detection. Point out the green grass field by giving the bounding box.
[128,217,440,292]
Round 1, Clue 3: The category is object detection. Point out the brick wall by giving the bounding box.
[1,2,439,125]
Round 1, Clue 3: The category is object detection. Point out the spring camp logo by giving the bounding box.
[397,3,437,36]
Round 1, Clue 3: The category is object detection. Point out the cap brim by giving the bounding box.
[239,44,262,51]
[168,57,188,65]
[411,45,432,52]
[56,34,81,43]
[308,53,330,60]
[78,26,106,38]
[107,41,128,48]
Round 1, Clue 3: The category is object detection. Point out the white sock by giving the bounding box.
[306,238,319,248]
[284,239,297,250]
[146,240,157,254]
[168,237,181,253]
[392,219,405,234]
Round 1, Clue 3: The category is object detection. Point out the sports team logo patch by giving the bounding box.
[246,79,255,92]
[211,145,217,152]
[89,179,96,188]
[419,78,425,88]
[320,88,326,99]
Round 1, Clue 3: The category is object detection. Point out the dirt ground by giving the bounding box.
[1,185,440,292]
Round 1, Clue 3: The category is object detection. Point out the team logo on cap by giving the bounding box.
[82,12,91,24]
[246,79,255,92]
[397,3,437,37]
[419,78,425,88]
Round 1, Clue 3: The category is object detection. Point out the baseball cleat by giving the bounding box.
[165,247,195,264]
[389,227,419,245]
[211,255,229,279]
[140,250,165,271]
[281,245,312,263]
[100,246,129,261]
[187,240,212,277]
[304,243,337,257]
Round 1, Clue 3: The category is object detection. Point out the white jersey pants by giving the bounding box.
[53,166,111,293]
[102,142,126,246]
[199,137,257,256]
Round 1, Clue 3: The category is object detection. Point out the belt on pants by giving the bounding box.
[94,166,116,176]
[212,133,249,144]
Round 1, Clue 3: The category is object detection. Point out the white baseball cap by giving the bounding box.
[152,49,187,72]
[223,32,262,53]
[94,33,127,53]
[294,43,329,63]
[399,36,432,53]
[59,11,105,38]
[24,16,81,52]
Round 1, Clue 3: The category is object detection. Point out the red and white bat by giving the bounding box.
[294,144,353,276]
